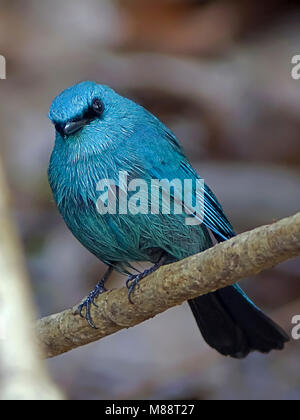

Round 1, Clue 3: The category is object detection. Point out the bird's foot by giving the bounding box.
[78,280,106,329]
[126,264,161,304]
[126,274,142,304]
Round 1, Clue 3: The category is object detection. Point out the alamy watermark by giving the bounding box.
[0,55,6,79]
[291,315,300,340]
[95,171,205,226]
[291,55,300,80]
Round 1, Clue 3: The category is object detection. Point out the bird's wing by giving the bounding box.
[131,123,235,242]
[180,161,235,241]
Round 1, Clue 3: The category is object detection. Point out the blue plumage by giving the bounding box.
[48,81,288,357]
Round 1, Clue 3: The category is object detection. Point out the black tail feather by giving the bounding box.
[188,285,289,358]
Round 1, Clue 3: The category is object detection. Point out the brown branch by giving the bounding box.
[36,213,300,359]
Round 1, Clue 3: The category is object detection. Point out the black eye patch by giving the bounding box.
[53,98,105,136]
[55,123,65,136]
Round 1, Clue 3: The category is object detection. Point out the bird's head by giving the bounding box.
[49,81,145,157]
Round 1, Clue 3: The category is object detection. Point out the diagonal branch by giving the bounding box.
[36,213,300,359]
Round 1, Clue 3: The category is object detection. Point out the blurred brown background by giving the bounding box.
[0,0,300,400]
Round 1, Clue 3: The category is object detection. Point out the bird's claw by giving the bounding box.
[78,297,98,329]
[77,281,106,329]
[126,274,136,289]
[127,275,142,304]
[126,264,163,304]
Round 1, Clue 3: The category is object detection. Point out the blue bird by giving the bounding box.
[48,81,289,358]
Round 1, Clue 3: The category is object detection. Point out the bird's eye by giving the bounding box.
[91,98,104,116]
[80,98,105,121]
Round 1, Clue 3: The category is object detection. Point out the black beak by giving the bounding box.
[63,119,90,136]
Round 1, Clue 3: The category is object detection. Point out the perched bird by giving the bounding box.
[48,81,289,358]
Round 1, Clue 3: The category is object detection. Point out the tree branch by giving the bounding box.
[36,213,300,359]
